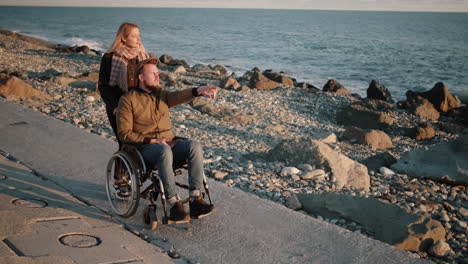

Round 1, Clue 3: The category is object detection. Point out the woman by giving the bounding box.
[98,22,150,148]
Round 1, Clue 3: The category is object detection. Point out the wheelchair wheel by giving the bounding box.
[106,151,140,218]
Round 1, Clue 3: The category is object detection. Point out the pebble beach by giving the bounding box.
[0,28,467,263]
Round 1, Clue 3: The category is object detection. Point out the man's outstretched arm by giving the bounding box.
[166,84,219,108]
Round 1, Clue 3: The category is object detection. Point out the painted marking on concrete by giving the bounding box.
[2,238,24,256]
[34,216,81,222]
[9,121,28,126]
[58,233,101,248]
[98,259,144,264]
[11,198,48,208]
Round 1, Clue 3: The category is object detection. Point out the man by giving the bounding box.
[116,57,218,224]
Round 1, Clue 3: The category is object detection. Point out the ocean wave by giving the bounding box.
[63,37,105,51]
[9,30,105,51]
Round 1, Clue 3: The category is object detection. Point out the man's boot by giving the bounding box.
[189,194,215,219]
[168,201,190,224]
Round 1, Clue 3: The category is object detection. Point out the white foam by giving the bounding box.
[63,37,105,51]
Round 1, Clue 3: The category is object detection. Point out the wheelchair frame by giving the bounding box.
[105,143,213,229]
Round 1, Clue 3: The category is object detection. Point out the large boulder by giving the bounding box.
[343,127,393,149]
[0,76,47,98]
[407,122,436,141]
[219,77,241,90]
[249,72,278,90]
[262,70,294,86]
[159,54,190,69]
[191,97,254,125]
[323,79,351,95]
[361,98,396,112]
[391,135,468,185]
[446,106,468,127]
[269,137,370,191]
[408,96,440,120]
[406,82,459,113]
[336,104,395,129]
[295,82,319,90]
[211,65,227,75]
[367,80,393,102]
[298,193,446,253]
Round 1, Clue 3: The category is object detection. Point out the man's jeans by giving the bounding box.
[139,140,204,204]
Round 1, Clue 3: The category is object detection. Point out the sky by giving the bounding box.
[0,0,467,12]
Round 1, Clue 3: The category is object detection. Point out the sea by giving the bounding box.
[1,6,467,100]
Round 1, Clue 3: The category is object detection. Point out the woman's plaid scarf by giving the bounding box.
[109,45,149,91]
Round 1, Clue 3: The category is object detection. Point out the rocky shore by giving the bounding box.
[1,29,467,263]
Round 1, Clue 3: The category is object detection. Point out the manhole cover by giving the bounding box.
[11,198,48,208]
[59,234,101,248]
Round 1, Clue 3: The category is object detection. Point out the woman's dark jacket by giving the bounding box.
[98,52,138,112]
[98,52,138,145]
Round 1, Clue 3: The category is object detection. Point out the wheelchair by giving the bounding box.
[105,140,213,230]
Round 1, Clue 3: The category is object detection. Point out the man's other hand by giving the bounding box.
[197,84,219,99]
[149,138,173,146]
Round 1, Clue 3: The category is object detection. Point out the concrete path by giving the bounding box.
[0,98,432,264]
[0,153,176,264]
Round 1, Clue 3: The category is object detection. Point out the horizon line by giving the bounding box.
[1,5,468,13]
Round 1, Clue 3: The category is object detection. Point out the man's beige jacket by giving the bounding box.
[116,87,195,144]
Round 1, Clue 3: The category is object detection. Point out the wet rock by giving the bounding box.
[392,135,468,185]
[298,193,445,253]
[407,82,460,113]
[336,104,394,129]
[407,122,436,141]
[343,127,393,149]
[367,80,393,102]
[269,137,370,191]
[323,79,351,95]
[249,72,278,90]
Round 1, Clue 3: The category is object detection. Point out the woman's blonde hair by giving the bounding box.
[107,22,139,53]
